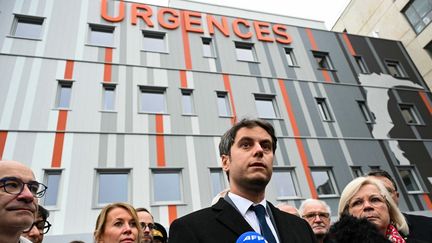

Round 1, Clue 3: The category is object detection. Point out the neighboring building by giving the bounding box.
[332,0,432,89]
[0,0,431,241]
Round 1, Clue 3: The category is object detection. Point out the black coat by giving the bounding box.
[168,198,317,243]
[404,213,432,243]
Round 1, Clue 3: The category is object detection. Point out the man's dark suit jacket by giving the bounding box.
[169,198,317,243]
[403,213,432,243]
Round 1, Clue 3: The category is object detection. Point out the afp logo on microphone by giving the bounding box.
[236,231,267,243]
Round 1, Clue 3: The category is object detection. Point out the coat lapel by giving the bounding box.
[213,198,254,236]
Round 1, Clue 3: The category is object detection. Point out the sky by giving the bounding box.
[188,0,351,30]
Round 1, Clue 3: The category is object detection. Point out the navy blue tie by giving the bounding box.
[251,205,277,243]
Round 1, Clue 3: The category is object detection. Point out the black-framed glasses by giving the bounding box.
[0,177,47,198]
[23,220,52,234]
[302,212,330,220]
[140,222,155,230]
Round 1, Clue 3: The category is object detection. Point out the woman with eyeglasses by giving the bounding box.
[22,205,51,243]
[94,202,142,243]
[332,177,426,243]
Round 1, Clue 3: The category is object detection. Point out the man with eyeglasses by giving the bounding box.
[22,205,51,243]
[136,208,155,243]
[0,160,47,243]
[299,199,333,243]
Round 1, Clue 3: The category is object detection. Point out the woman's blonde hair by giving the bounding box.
[94,202,142,242]
[338,177,408,235]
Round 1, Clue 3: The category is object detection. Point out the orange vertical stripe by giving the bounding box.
[222,74,237,124]
[419,91,432,115]
[305,28,318,51]
[180,70,188,88]
[180,11,192,70]
[321,70,332,83]
[423,194,432,210]
[51,110,68,168]
[0,131,8,160]
[168,205,178,224]
[104,48,113,82]
[342,32,356,56]
[56,110,68,131]
[278,79,318,199]
[64,60,74,80]
[155,114,166,167]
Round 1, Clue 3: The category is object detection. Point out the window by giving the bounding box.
[369,165,381,171]
[42,170,62,207]
[354,56,369,74]
[139,86,166,113]
[351,166,363,178]
[56,81,73,109]
[202,37,216,58]
[210,169,226,197]
[12,15,44,39]
[181,89,195,115]
[398,167,422,193]
[357,101,374,123]
[284,48,297,66]
[235,42,256,62]
[216,92,231,117]
[254,95,278,119]
[89,24,114,46]
[97,170,129,205]
[143,31,166,53]
[272,170,298,198]
[153,170,182,203]
[311,169,338,196]
[102,84,116,111]
[424,40,432,59]
[385,60,407,78]
[316,98,333,121]
[313,51,334,70]
[402,0,432,34]
[399,104,421,125]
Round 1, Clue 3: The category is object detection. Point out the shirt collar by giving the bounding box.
[228,192,267,216]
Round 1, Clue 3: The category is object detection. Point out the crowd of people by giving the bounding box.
[1,118,432,243]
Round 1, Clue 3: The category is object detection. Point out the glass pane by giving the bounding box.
[44,172,61,206]
[285,49,295,66]
[103,88,115,110]
[143,34,165,52]
[311,171,336,195]
[15,19,42,39]
[317,100,331,121]
[182,93,193,114]
[140,91,165,113]
[98,173,128,204]
[399,169,420,192]
[154,172,181,202]
[359,102,372,122]
[58,85,71,108]
[272,171,297,197]
[401,107,415,124]
[90,28,114,46]
[210,171,225,197]
[202,39,214,57]
[217,95,230,116]
[236,46,255,61]
[255,99,277,118]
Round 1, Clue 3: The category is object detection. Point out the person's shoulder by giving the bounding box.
[403,212,432,223]
[19,237,33,243]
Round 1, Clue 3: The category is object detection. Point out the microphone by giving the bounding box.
[236,231,267,243]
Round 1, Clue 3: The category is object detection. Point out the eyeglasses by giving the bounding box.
[23,220,52,234]
[0,177,47,198]
[302,212,330,220]
[140,222,155,230]
[349,195,386,210]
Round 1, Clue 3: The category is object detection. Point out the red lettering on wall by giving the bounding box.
[254,21,273,42]
[158,8,180,29]
[101,0,125,22]
[273,24,292,44]
[131,3,154,27]
[183,11,204,33]
[232,19,252,39]
[207,15,229,37]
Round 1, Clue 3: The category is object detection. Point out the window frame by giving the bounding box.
[385,60,408,78]
[315,97,334,122]
[312,51,334,70]
[397,166,423,194]
[357,100,375,123]
[142,30,167,53]
[354,55,369,74]
[138,86,167,114]
[271,168,300,199]
[94,168,131,208]
[284,47,298,67]
[254,94,279,119]
[202,37,216,58]
[151,168,184,205]
[11,14,45,40]
[399,103,423,125]
[350,166,364,178]
[216,91,232,117]
[425,40,432,59]
[41,169,63,208]
[181,89,196,116]
[310,167,339,198]
[102,83,117,112]
[88,24,115,47]
[55,80,74,110]
[234,41,257,62]
[402,0,432,34]
[209,168,227,198]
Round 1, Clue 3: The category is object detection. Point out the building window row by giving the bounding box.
[402,0,432,34]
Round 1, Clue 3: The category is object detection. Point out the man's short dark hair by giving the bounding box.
[38,205,49,221]
[366,169,398,192]
[136,207,153,219]
[218,118,277,157]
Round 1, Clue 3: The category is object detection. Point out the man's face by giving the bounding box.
[137,211,154,243]
[301,201,331,239]
[22,215,44,243]
[0,161,37,232]
[222,126,274,194]
[369,176,399,205]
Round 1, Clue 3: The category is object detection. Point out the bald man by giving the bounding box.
[0,161,46,243]
[276,203,300,217]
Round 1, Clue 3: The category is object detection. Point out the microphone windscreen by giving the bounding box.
[236,231,267,243]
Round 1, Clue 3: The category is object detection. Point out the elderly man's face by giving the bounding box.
[0,161,38,232]
[301,201,331,239]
